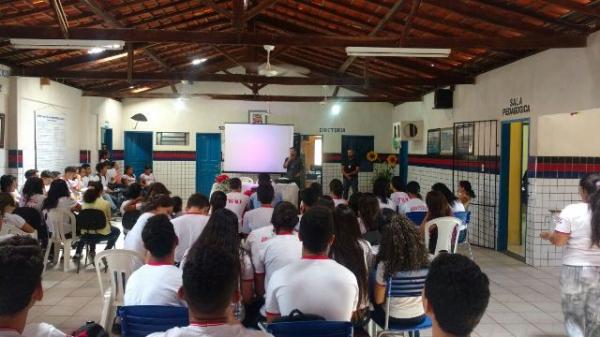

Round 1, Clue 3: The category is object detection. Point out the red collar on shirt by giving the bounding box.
[186,211,207,216]
[190,319,228,327]
[147,261,173,266]
[276,230,294,235]
[261,205,273,208]
[302,255,329,260]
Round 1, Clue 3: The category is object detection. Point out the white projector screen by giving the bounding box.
[224,123,294,173]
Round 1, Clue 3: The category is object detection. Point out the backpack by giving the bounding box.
[272,309,325,323]
[71,322,109,337]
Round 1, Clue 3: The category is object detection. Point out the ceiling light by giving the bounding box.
[88,47,105,54]
[331,104,341,115]
[191,58,207,65]
[10,38,125,50]
[131,86,151,93]
[345,47,450,58]
[175,97,186,110]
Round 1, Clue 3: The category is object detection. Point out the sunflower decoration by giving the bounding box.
[366,150,378,162]
[387,154,398,167]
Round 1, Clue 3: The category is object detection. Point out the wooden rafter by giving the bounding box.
[198,0,232,19]
[50,0,70,39]
[243,0,281,21]
[401,0,421,43]
[542,0,600,18]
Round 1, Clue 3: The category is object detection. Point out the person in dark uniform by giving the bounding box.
[342,148,360,199]
[283,147,304,187]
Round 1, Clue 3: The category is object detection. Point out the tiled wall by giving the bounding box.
[322,162,399,196]
[153,161,196,199]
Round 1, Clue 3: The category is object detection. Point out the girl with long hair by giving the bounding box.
[0,175,19,203]
[432,183,465,214]
[423,191,453,253]
[358,193,382,245]
[457,180,476,209]
[42,179,80,235]
[0,192,34,234]
[373,215,429,326]
[373,178,394,210]
[541,174,600,337]
[20,177,46,211]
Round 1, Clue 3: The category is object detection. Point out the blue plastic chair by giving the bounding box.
[453,211,473,259]
[262,320,353,337]
[118,305,189,337]
[372,269,432,337]
[405,212,427,226]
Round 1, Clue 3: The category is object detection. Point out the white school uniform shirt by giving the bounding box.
[124,264,186,307]
[375,262,426,319]
[107,168,117,184]
[171,213,210,263]
[226,192,250,231]
[44,197,78,234]
[122,174,136,185]
[124,212,156,257]
[147,324,272,337]
[2,213,26,232]
[391,192,410,210]
[6,323,67,337]
[266,257,359,321]
[332,197,346,207]
[450,201,466,214]
[555,202,600,266]
[120,199,142,215]
[140,173,156,185]
[399,198,428,214]
[379,198,396,211]
[242,206,274,234]
[20,194,46,211]
[253,233,302,286]
[243,224,275,253]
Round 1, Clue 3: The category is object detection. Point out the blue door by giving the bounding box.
[124,131,153,180]
[196,133,221,196]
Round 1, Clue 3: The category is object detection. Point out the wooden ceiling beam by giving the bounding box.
[198,0,232,19]
[14,70,474,86]
[50,0,70,39]
[243,0,281,22]
[0,26,583,49]
[541,0,600,18]
[401,0,421,42]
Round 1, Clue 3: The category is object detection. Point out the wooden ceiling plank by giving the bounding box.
[126,42,133,83]
[50,0,70,38]
[243,0,281,22]
[401,0,422,43]
[542,0,600,18]
[198,0,232,19]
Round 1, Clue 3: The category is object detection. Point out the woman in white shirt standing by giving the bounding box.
[541,174,600,337]
[432,183,465,214]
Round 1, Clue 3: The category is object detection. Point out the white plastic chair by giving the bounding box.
[424,216,461,257]
[239,177,254,184]
[94,249,145,329]
[43,209,77,273]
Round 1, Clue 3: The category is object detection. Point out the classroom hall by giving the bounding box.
[0,1,599,337]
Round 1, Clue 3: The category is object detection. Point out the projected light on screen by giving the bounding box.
[224,124,294,173]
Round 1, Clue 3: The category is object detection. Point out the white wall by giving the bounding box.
[82,96,123,163]
[537,108,600,156]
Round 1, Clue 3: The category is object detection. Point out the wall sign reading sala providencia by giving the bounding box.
[503,97,530,116]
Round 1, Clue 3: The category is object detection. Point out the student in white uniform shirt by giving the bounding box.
[120,183,144,215]
[253,202,301,300]
[398,181,428,215]
[225,178,249,231]
[209,191,227,213]
[0,236,67,337]
[248,174,283,210]
[1,175,20,204]
[373,177,395,211]
[265,206,359,322]
[171,194,210,263]
[140,165,156,187]
[40,171,54,194]
[432,183,465,214]
[329,179,346,207]
[124,214,185,307]
[41,180,81,235]
[121,166,137,186]
[242,185,275,235]
[540,174,600,337]
[19,178,46,211]
[62,167,80,194]
[148,244,270,337]
[79,164,94,188]
[0,193,35,235]
[390,176,410,212]
[124,194,174,258]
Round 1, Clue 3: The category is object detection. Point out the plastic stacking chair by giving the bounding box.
[95,249,145,330]
[76,209,108,273]
[405,212,427,226]
[424,217,462,257]
[453,211,473,259]
[261,321,353,337]
[118,305,189,337]
[371,269,431,337]
[43,208,77,273]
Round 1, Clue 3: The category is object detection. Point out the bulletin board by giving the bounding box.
[35,111,67,171]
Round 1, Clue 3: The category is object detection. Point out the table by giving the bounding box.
[211,182,299,206]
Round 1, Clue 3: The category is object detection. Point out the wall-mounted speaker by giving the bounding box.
[434,89,453,109]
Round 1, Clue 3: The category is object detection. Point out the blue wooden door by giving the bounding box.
[124,132,153,179]
[196,133,221,196]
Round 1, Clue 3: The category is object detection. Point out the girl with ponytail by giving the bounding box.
[540,173,600,337]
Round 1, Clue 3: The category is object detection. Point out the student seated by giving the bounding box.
[0,193,35,235]
[358,193,381,244]
[252,202,301,298]
[390,176,409,212]
[242,185,275,235]
[124,194,174,258]
[140,165,156,187]
[423,191,453,253]
[373,215,429,326]
[226,178,249,230]
[329,179,346,207]
[431,183,465,214]
[20,177,46,211]
[249,173,283,209]
[124,214,185,307]
[424,254,490,337]
[265,206,358,322]
[171,196,183,218]
[149,244,269,337]
[121,166,136,186]
[171,194,210,263]
[42,180,80,235]
[107,161,122,186]
[299,186,320,216]
[40,170,53,193]
[1,175,20,204]
[209,191,227,213]
[120,183,144,215]
[373,178,395,210]
[399,181,428,215]
[79,164,94,188]
[63,166,80,194]
[457,180,476,209]
[0,236,67,337]
[74,181,121,261]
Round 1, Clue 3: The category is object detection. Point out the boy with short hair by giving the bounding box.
[24,169,38,180]
[63,166,80,193]
[171,193,211,263]
[265,206,358,322]
[148,245,271,337]
[242,184,275,235]
[423,254,490,337]
[225,178,249,231]
[124,214,185,307]
[390,176,409,212]
[79,164,93,188]
[329,179,346,207]
[40,170,53,192]
[0,236,66,337]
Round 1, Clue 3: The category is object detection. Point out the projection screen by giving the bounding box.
[223,123,294,173]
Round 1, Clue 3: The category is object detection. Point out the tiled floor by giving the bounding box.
[29,245,567,337]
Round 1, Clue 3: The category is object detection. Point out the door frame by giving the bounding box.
[124,131,154,173]
[195,132,222,195]
[498,118,530,253]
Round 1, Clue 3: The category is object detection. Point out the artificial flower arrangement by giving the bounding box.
[366,151,398,183]
[213,174,231,194]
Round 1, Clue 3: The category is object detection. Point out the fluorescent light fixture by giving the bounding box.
[131,86,151,93]
[191,58,207,65]
[345,47,450,58]
[88,47,105,54]
[331,104,341,115]
[10,38,125,50]
[175,97,186,110]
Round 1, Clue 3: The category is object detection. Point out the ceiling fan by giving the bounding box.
[256,45,310,77]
